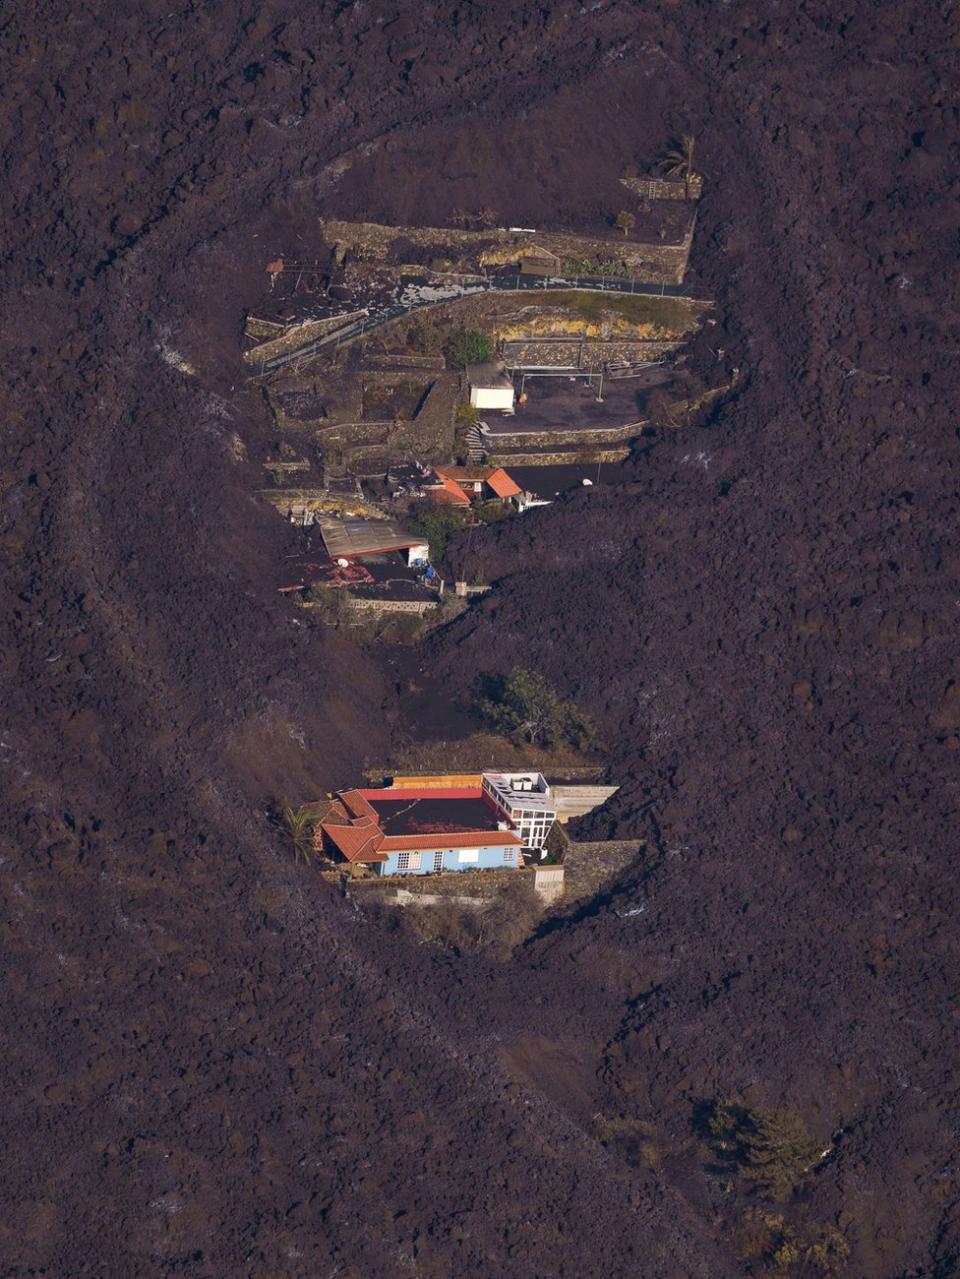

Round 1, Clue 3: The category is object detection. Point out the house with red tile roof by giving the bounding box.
[312,774,557,875]
[431,466,521,505]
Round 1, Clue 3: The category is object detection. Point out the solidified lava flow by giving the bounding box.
[1,4,958,1276]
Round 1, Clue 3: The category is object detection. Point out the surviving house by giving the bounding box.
[426,468,473,507]
[312,773,558,875]
[432,466,521,505]
[468,362,515,412]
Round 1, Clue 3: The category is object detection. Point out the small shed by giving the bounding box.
[468,363,515,412]
[519,245,562,276]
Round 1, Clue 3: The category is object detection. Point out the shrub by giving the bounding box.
[474,668,596,750]
[615,209,636,236]
[445,329,492,370]
[402,503,468,562]
[705,1100,823,1201]
[737,1209,850,1278]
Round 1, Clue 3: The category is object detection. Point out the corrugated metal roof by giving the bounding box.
[317,516,428,560]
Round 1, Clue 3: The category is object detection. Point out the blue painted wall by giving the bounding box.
[378,843,519,876]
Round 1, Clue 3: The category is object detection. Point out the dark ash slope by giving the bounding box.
[1,3,957,1276]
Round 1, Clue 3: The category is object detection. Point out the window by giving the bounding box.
[409,852,421,871]
[432,850,445,872]
[397,852,410,871]
[503,849,515,863]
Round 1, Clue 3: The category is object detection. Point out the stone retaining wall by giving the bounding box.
[489,447,631,466]
[621,174,703,201]
[323,219,693,284]
[243,310,366,369]
[503,337,681,371]
[346,597,438,617]
[344,864,564,909]
[390,372,459,461]
[487,421,644,451]
[561,835,645,902]
[347,864,532,903]
[260,487,382,520]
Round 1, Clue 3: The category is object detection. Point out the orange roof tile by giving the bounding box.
[381,830,522,851]
[320,817,387,863]
[486,468,521,499]
[339,789,378,819]
[429,470,472,504]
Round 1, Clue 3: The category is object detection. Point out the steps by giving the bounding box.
[466,422,487,462]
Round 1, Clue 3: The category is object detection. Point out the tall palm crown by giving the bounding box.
[658,133,697,179]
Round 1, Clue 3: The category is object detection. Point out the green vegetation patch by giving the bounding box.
[474,668,596,751]
[402,503,469,561]
[444,328,492,370]
[539,290,700,332]
[701,1099,824,1201]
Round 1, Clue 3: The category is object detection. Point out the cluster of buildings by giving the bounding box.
[396,462,521,508]
[312,772,560,876]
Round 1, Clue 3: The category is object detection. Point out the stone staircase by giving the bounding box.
[466,422,488,462]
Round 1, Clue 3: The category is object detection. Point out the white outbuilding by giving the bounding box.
[467,362,515,412]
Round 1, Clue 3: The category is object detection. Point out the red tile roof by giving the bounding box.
[320,815,387,863]
[381,830,522,851]
[339,789,379,819]
[316,786,522,865]
[429,470,472,505]
[486,467,521,499]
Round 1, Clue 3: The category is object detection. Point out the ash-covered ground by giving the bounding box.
[2,3,958,1276]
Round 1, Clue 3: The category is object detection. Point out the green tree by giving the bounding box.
[615,209,636,237]
[706,1100,823,1201]
[476,668,595,749]
[445,329,492,370]
[403,503,468,561]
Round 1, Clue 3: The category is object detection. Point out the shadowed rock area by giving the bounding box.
[1,3,958,1276]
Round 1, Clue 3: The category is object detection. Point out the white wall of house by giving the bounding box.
[405,542,430,565]
[470,385,515,411]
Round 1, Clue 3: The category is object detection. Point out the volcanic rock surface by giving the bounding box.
[2,3,958,1276]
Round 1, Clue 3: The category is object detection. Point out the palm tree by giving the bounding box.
[281,805,317,866]
[658,134,697,197]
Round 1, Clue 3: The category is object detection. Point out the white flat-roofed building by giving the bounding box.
[468,363,515,412]
[481,771,557,854]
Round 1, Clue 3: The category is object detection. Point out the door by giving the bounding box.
[432,850,445,873]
